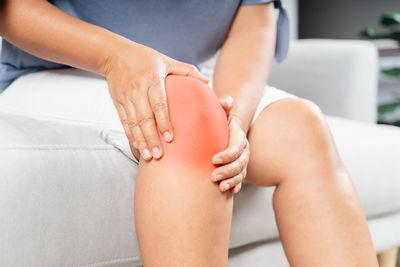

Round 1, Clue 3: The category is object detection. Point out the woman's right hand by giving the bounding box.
[104,42,209,161]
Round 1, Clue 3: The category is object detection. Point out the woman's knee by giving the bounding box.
[247,97,341,186]
[290,98,328,132]
[273,98,342,178]
[159,74,229,170]
[270,97,330,143]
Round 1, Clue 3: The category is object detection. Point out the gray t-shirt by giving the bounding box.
[0,0,289,93]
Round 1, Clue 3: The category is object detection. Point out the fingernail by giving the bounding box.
[152,147,162,159]
[163,131,172,142]
[133,141,138,149]
[226,96,233,107]
[213,174,223,181]
[142,149,152,160]
[213,157,222,164]
[224,183,231,190]
[235,184,241,193]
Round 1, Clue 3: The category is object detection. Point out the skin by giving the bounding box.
[0,0,209,162]
[0,1,379,266]
[245,98,379,266]
[134,75,233,266]
[211,5,379,266]
[154,75,229,169]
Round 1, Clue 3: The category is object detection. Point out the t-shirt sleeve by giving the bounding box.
[239,0,290,63]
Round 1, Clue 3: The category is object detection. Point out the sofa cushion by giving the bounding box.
[327,116,400,218]
[0,111,143,267]
[2,68,399,219]
[1,68,400,266]
[229,116,400,249]
[0,69,277,266]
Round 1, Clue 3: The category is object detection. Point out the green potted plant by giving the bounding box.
[361,12,400,78]
[361,12,400,126]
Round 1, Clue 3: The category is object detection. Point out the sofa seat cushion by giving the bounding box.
[1,68,400,266]
[0,111,143,267]
[327,116,400,218]
[2,68,399,220]
[226,116,400,249]
[0,69,277,266]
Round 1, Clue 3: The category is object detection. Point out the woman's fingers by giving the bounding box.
[219,169,247,192]
[219,95,233,125]
[114,102,135,145]
[114,101,142,161]
[218,95,233,115]
[105,46,211,162]
[123,101,152,160]
[148,76,174,143]
[130,78,164,160]
[168,62,209,84]
[232,182,242,194]
[211,142,249,182]
[212,125,246,165]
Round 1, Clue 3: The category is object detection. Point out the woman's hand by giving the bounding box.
[104,42,209,161]
[211,96,250,194]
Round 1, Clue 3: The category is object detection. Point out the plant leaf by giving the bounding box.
[378,100,400,114]
[382,68,400,78]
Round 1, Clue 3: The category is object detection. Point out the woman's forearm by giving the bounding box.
[0,0,132,75]
[212,4,276,134]
[0,0,210,161]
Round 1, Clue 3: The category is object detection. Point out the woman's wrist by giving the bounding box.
[98,30,142,76]
[98,31,137,76]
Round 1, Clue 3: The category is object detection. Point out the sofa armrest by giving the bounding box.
[268,39,379,123]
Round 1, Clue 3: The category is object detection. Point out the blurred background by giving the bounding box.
[299,0,399,40]
[298,0,400,127]
[0,1,399,267]
[295,2,400,266]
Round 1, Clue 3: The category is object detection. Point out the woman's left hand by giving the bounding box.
[211,95,250,194]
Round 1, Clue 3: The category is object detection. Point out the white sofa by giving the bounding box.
[1,1,400,265]
[1,38,400,267]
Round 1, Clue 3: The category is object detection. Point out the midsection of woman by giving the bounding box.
[0,1,379,267]
[0,0,287,93]
[0,1,284,266]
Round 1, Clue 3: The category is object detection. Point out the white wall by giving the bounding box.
[299,0,400,39]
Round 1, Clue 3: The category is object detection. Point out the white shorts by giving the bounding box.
[201,67,298,127]
[249,85,298,126]
[0,68,297,164]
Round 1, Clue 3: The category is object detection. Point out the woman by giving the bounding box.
[0,0,379,266]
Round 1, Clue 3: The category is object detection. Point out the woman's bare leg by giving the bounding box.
[246,98,378,266]
[134,75,233,266]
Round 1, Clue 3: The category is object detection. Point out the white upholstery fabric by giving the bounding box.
[328,116,400,217]
[0,68,283,266]
[268,39,379,123]
[0,112,141,266]
[1,67,399,266]
[230,211,400,267]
